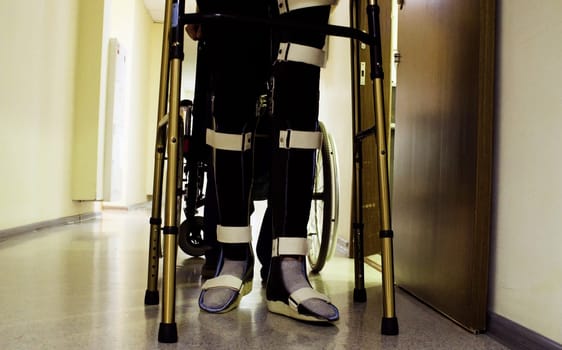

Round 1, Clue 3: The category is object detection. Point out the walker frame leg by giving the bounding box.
[146,0,399,341]
[144,0,174,307]
[142,0,188,343]
[367,0,398,335]
[158,0,186,344]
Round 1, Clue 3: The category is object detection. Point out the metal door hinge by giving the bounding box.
[394,51,401,64]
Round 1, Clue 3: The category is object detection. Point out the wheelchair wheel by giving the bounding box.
[307,122,339,273]
[178,216,208,257]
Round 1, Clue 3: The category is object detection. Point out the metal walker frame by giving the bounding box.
[144,0,398,343]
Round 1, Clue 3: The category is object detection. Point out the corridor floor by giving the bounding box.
[0,206,508,349]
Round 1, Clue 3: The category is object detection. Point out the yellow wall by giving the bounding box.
[106,0,158,206]
[0,0,160,230]
[491,0,562,343]
[71,0,109,200]
[144,23,164,195]
[0,0,96,230]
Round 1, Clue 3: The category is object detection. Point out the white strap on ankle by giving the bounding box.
[277,0,337,15]
[272,237,309,257]
[202,275,243,291]
[217,225,253,244]
[277,42,326,68]
[206,129,252,151]
[289,287,331,310]
[279,129,323,150]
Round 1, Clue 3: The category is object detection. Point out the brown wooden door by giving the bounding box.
[392,0,496,332]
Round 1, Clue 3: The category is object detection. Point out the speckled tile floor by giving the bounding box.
[0,205,508,350]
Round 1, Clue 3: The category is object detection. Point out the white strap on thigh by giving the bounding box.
[206,129,252,151]
[277,42,326,68]
[217,225,253,244]
[279,129,323,150]
[272,237,309,257]
[277,0,337,15]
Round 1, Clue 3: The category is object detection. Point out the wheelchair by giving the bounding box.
[175,93,339,274]
[144,0,398,343]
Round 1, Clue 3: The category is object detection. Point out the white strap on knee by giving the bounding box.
[206,129,252,151]
[279,129,323,150]
[277,0,337,14]
[272,237,309,257]
[217,225,253,244]
[277,42,326,68]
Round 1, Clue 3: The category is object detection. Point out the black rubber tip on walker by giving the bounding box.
[353,288,367,302]
[381,317,399,335]
[144,290,159,305]
[158,322,178,343]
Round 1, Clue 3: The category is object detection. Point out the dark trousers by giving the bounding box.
[198,0,330,272]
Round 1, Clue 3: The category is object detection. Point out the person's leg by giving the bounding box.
[201,170,219,279]
[253,105,274,282]
[197,0,271,312]
[266,2,339,322]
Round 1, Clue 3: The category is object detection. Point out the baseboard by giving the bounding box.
[102,201,151,211]
[487,312,562,350]
[336,236,350,256]
[0,212,100,240]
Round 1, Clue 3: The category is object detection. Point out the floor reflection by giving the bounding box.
[0,208,508,349]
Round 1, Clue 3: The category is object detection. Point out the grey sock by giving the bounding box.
[201,259,246,309]
[280,256,338,320]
